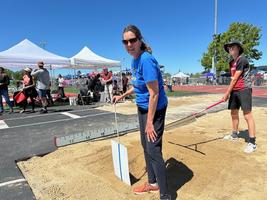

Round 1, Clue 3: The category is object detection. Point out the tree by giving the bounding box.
[191,72,202,78]
[2,68,23,81]
[163,72,171,79]
[201,22,262,73]
[13,70,23,81]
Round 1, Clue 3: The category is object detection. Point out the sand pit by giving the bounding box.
[18,95,267,200]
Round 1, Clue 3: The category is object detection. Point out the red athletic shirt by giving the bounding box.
[230,56,251,91]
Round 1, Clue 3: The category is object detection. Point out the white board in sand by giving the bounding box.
[111,140,131,185]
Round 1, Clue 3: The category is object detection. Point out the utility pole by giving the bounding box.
[212,0,218,79]
[40,41,53,84]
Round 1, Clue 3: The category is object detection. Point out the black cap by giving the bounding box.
[224,40,244,55]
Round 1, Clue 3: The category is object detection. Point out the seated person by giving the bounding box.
[112,80,120,96]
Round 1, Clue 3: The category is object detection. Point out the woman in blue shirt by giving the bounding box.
[113,25,170,200]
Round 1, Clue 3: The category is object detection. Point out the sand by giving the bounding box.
[18,94,267,200]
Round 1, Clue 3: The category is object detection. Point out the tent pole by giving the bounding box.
[120,65,123,91]
[50,65,53,87]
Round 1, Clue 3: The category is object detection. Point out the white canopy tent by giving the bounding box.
[171,72,190,78]
[70,46,121,69]
[0,39,70,68]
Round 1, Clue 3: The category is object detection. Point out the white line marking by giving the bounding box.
[0,112,111,130]
[0,178,26,187]
[61,112,81,119]
[0,120,9,129]
[4,107,97,121]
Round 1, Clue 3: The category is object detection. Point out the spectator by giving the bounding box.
[20,67,37,113]
[122,72,128,93]
[58,74,65,98]
[112,80,120,96]
[101,67,113,102]
[31,61,50,113]
[0,67,13,113]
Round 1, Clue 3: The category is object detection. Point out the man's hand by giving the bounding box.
[222,92,230,102]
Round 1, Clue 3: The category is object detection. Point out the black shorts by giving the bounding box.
[228,88,252,112]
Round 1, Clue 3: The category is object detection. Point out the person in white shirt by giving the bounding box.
[31,61,50,113]
[58,74,65,98]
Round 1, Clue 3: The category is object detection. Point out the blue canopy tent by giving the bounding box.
[203,72,215,78]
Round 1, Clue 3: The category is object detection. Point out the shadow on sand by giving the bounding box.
[238,129,250,142]
[166,157,194,199]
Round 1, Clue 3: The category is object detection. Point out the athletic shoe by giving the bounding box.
[133,182,159,194]
[244,143,257,153]
[39,108,48,114]
[20,110,25,113]
[223,132,239,140]
[9,109,14,114]
[160,194,172,200]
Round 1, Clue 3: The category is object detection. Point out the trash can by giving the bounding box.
[167,84,173,92]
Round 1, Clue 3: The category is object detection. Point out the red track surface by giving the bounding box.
[65,86,267,99]
[172,85,267,98]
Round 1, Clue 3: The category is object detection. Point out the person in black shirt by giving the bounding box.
[0,67,13,113]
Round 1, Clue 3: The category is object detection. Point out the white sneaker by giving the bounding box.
[244,143,257,153]
[223,132,239,141]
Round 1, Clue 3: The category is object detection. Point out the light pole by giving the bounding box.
[40,41,47,49]
[212,0,218,79]
[40,41,53,84]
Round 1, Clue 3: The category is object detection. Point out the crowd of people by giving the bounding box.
[0,61,131,114]
[0,61,51,114]
[73,68,130,104]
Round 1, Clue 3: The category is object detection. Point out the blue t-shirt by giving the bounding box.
[131,51,168,110]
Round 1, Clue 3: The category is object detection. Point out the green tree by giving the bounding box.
[201,22,262,73]
[2,68,23,82]
[191,72,202,78]
[163,72,171,79]
[13,70,24,81]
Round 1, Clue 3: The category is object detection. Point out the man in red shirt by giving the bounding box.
[101,67,113,102]
[222,41,256,153]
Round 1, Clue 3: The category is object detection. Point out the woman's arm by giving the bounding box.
[112,86,134,103]
[145,80,159,142]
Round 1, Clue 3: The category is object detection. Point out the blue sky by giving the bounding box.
[0,0,266,75]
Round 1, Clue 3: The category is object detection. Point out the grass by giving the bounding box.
[62,87,206,97]
[165,90,207,97]
[64,87,79,94]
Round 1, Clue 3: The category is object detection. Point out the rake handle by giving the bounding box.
[193,100,224,116]
[205,100,224,110]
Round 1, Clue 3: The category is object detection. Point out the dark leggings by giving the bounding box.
[138,106,168,196]
[22,96,35,111]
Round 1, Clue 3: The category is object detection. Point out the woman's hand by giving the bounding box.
[112,95,122,104]
[145,121,157,142]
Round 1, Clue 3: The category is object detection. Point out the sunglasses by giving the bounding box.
[122,37,138,45]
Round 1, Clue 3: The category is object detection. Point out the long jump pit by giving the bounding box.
[17,94,267,200]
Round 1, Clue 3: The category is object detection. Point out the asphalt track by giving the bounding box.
[0,93,266,200]
[0,104,137,200]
